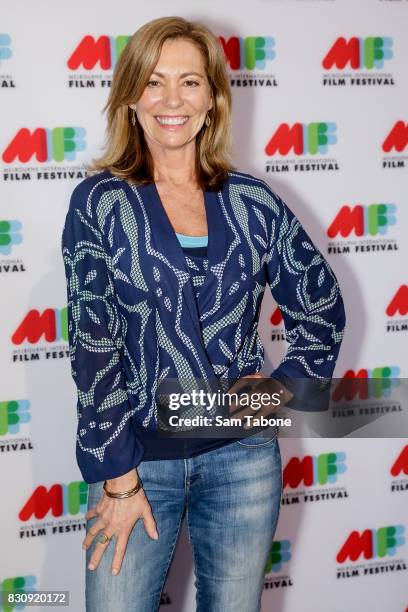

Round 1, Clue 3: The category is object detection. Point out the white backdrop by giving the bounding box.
[1,1,407,611]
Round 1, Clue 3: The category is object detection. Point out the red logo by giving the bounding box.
[265,123,303,156]
[332,370,372,401]
[67,35,111,70]
[19,482,87,520]
[283,456,314,488]
[270,307,283,326]
[322,37,360,70]
[390,445,408,477]
[19,485,64,520]
[12,309,57,344]
[327,206,364,238]
[386,286,408,317]
[2,128,48,163]
[337,530,373,562]
[382,121,408,153]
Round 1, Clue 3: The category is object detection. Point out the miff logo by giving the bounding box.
[264,540,291,573]
[218,36,275,70]
[0,220,22,255]
[386,286,408,317]
[327,204,396,238]
[0,33,12,60]
[270,307,282,326]
[19,482,88,521]
[2,128,86,163]
[322,37,393,70]
[0,401,30,435]
[390,445,408,477]
[283,452,346,488]
[265,123,337,156]
[67,35,130,70]
[332,367,400,401]
[337,525,405,563]
[1,576,36,612]
[382,121,408,153]
[12,308,68,344]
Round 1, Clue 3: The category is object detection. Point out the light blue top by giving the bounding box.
[175,232,208,247]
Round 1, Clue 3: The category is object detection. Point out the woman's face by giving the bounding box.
[130,38,213,151]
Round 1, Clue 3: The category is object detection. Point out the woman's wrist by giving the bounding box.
[105,468,139,493]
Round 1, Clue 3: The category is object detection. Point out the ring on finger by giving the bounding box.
[97,532,112,544]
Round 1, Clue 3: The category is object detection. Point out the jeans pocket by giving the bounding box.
[237,426,278,447]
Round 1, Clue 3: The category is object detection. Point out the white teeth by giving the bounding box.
[156,116,189,125]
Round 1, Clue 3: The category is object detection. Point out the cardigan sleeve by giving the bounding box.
[61,180,144,483]
[264,187,346,410]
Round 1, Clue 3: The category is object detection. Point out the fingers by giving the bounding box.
[84,506,99,521]
[142,504,159,541]
[228,374,264,412]
[82,517,107,549]
[82,492,160,577]
[229,389,260,415]
[229,379,281,428]
[87,529,116,572]
[228,374,260,397]
[111,534,130,576]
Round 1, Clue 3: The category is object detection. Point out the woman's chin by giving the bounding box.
[149,132,197,149]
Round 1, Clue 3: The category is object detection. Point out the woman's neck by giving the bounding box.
[149,140,198,188]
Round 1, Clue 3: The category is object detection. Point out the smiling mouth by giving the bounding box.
[155,116,190,126]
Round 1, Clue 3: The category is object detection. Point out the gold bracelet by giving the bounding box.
[103,479,143,499]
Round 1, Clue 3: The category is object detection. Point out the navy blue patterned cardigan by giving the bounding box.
[61,169,346,483]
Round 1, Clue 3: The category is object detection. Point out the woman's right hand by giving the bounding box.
[83,469,158,576]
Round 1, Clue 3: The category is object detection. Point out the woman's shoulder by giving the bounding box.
[69,169,120,204]
[226,169,285,210]
[227,168,266,186]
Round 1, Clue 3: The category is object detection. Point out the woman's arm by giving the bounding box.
[263,186,346,410]
[62,180,158,576]
[61,179,144,483]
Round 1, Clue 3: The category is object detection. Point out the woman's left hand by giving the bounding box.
[227,373,293,429]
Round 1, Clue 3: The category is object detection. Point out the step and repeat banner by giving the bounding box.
[1,1,407,611]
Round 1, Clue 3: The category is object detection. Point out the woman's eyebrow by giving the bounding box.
[151,71,205,78]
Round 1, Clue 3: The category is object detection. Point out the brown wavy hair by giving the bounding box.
[87,16,236,191]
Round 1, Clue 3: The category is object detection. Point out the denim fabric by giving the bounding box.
[85,433,282,612]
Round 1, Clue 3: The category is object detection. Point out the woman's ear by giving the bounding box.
[129,104,136,112]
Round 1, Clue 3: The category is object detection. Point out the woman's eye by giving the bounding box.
[147,79,199,87]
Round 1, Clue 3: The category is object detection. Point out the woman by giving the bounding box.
[61,16,346,612]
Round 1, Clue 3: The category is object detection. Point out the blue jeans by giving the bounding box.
[85,433,282,612]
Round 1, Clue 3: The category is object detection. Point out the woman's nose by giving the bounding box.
[162,84,184,107]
